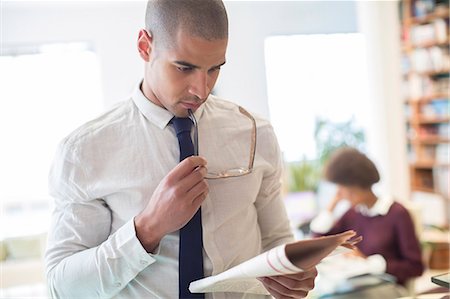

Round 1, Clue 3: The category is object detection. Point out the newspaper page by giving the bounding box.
[189,230,360,294]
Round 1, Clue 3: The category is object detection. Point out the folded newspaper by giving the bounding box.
[189,230,361,295]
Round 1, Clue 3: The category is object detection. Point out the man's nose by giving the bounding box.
[188,71,209,100]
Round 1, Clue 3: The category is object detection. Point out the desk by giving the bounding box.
[398,294,450,299]
[316,274,408,299]
[432,272,450,289]
[416,269,450,294]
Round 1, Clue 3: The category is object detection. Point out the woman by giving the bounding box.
[310,147,424,285]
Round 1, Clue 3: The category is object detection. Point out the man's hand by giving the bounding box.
[258,267,317,299]
[135,156,209,252]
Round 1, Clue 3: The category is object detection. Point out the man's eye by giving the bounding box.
[177,66,193,72]
[209,66,221,73]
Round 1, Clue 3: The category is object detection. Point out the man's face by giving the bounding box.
[139,29,227,117]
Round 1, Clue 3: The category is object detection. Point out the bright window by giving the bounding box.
[0,42,103,238]
[265,33,370,162]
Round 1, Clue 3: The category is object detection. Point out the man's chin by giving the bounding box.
[171,108,189,118]
[175,102,203,117]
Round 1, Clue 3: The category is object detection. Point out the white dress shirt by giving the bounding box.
[45,83,294,299]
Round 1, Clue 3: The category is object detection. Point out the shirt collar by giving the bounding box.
[355,195,393,217]
[131,80,206,129]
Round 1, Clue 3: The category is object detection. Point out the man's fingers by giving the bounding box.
[261,277,310,298]
[166,156,207,183]
[179,165,208,196]
[264,274,315,292]
[293,267,318,280]
[167,159,208,209]
[192,190,208,207]
[259,268,317,298]
[187,176,209,203]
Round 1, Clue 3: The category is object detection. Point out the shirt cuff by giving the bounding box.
[116,219,156,269]
[310,210,334,234]
[366,254,387,275]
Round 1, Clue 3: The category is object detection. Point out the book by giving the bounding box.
[189,230,361,295]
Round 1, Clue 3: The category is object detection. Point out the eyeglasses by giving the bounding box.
[188,106,256,179]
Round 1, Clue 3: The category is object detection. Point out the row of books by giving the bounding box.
[420,99,449,117]
[408,123,449,139]
[402,74,449,100]
[413,0,435,17]
[408,143,449,164]
[412,190,448,227]
[433,166,449,197]
[408,18,448,46]
[411,0,449,18]
[404,46,450,73]
[404,98,449,118]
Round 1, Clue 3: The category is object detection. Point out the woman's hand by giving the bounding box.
[327,188,345,212]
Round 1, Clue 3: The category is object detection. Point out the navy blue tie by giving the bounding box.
[172,117,204,299]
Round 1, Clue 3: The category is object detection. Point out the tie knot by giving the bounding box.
[172,117,193,135]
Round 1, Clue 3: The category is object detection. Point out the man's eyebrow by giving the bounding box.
[174,60,226,69]
[174,60,199,69]
[214,61,226,68]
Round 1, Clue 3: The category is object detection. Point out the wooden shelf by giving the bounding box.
[406,94,449,103]
[406,69,450,77]
[409,136,450,144]
[408,116,450,124]
[414,8,449,24]
[405,8,450,25]
[411,161,450,168]
[401,1,450,214]
[412,186,435,193]
[403,38,450,52]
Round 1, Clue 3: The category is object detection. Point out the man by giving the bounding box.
[45,0,317,298]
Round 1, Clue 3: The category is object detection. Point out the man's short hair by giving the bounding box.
[324,147,380,189]
[145,0,228,48]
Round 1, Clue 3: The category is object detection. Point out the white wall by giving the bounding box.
[2,1,408,199]
[2,1,146,109]
[2,0,356,116]
[356,1,410,201]
[221,1,357,118]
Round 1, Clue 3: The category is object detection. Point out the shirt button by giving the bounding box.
[140,259,148,265]
[113,282,121,287]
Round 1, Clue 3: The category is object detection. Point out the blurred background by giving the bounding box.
[1,0,448,298]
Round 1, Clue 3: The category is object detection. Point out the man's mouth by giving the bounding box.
[180,101,202,111]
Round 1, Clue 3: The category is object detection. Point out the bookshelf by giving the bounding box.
[399,0,449,226]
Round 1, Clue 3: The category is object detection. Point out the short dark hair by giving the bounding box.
[324,147,380,189]
[145,0,228,48]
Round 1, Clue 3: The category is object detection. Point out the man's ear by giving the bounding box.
[137,29,152,62]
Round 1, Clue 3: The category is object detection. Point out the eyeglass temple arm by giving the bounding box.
[238,106,256,170]
[188,109,199,156]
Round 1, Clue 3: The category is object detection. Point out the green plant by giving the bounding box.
[314,117,366,167]
[286,117,366,192]
[287,158,321,192]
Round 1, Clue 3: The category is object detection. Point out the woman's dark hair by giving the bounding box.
[324,147,380,189]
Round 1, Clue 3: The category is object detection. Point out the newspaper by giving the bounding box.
[189,230,361,294]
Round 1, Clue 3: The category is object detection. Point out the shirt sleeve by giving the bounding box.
[309,210,335,234]
[366,254,387,275]
[385,206,424,284]
[253,124,294,251]
[45,140,155,298]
